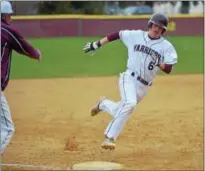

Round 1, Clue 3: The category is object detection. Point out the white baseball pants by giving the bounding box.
[99,70,150,141]
[1,92,15,154]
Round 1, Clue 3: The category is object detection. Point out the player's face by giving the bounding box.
[4,14,12,24]
[149,23,164,38]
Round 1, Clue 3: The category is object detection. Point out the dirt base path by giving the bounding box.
[2,75,203,170]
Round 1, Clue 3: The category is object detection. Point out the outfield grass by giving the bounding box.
[10,36,203,79]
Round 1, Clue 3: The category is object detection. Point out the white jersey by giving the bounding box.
[119,29,178,82]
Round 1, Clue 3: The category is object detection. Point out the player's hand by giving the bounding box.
[154,59,161,67]
[152,55,162,67]
[37,49,42,61]
[83,41,101,54]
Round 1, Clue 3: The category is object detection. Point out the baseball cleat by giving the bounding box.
[90,97,106,116]
[101,138,116,150]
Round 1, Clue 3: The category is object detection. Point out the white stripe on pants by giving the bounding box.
[1,92,15,154]
[99,71,149,141]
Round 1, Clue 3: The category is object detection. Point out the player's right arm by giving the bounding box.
[6,26,41,60]
[83,32,120,53]
[83,30,135,53]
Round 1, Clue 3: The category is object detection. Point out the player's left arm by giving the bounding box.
[157,45,177,74]
[157,63,173,74]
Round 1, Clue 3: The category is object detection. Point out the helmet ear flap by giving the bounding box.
[148,23,152,29]
[148,20,153,29]
[161,29,166,34]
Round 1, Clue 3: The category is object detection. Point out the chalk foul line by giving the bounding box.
[2,163,71,170]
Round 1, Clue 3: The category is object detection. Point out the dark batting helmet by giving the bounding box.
[148,13,169,33]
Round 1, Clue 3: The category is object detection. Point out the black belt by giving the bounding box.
[131,72,152,86]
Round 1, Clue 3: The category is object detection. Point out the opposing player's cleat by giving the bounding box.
[90,97,106,116]
[101,138,116,150]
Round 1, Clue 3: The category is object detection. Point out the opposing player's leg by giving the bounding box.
[1,92,15,154]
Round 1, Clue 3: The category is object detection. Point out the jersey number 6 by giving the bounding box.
[148,61,155,70]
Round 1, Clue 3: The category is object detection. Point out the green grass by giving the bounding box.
[10,36,203,79]
[165,36,203,74]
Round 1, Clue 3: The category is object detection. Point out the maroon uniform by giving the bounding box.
[1,19,40,91]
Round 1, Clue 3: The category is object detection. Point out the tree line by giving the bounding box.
[38,1,105,14]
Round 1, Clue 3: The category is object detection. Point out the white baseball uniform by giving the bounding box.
[99,29,178,141]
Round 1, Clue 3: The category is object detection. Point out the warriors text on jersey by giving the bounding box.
[119,29,178,82]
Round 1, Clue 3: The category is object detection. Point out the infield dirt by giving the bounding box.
[2,75,203,170]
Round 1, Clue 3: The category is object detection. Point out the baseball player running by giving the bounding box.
[1,1,41,154]
[83,13,178,150]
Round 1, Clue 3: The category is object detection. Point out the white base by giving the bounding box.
[71,161,123,170]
